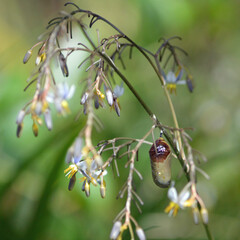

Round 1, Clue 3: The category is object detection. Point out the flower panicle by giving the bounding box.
[63,137,107,197]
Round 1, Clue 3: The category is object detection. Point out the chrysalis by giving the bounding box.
[149,136,171,188]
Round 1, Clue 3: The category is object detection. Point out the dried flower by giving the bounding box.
[58,52,69,77]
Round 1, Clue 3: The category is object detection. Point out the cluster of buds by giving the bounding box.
[16,95,52,138]
[80,78,124,116]
[164,183,208,224]
[16,82,74,137]
[110,221,146,240]
[64,137,107,198]
[46,82,75,115]
[23,41,47,66]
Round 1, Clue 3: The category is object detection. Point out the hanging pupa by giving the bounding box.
[149,135,171,188]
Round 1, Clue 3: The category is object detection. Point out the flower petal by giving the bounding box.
[168,186,178,203]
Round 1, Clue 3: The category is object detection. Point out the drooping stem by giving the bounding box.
[71,7,186,162]
[63,7,213,239]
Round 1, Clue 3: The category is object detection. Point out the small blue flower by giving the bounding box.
[163,68,186,94]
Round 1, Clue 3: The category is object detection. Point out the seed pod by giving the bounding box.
[94,95,100,109]
[17,123,24,138]
[186,75,194,93]
[32,122,39,137]
[59,52,69,77]
[68,174,76,191]
[149,137,171,188]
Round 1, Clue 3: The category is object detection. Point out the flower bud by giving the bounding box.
[80,92,89,105]
[23,50,32,64]
[192,207,200,224]
[84,181,90,197]
[44,109,53,130]
[35,56,42,66]
[16,110,25,125]
[35,101,42,115]
[110,221,122,240]
[100,180,106,198]
[201,208,209,224]
[106,88,113,106]
[94,96,100,109]
[136,227,146,240]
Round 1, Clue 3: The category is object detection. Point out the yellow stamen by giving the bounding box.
[173,204,179,217]
[79,177,87,183]
[64,164,78,179]
[167,84,177,94]
[164,201,179,217]
[183,197,195,207]
[40,52,46,62]
[61,100,70,113]
[42,101,49,112]
[96,89,105,99]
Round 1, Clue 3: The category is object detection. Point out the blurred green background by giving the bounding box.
[1,0,240,239]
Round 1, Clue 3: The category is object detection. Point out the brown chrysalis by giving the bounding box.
[149,137,171,188]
